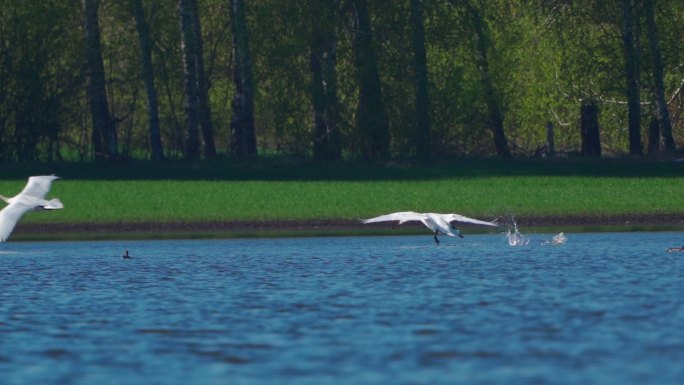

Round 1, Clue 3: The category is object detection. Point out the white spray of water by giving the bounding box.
[541,232,568,245]
[551,232,567,245]
[506,219,529,246]
[505,217,567,246]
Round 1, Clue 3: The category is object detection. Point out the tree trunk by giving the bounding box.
[546,122,555,156]
[622,0,643,156]
[469,4,511,158]
[410,0,430,160]
[647,116,661,155]
[581,102,601,157]
[229,0,257,157]
[190,0,216,158]
[310,0,341,161]
[179,0,200,158]
[83,0,117,159]
[644,0,676,153]
[132,0,164,160]
[350,0,390,160]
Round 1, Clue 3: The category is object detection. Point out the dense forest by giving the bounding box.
[0,0,683,162]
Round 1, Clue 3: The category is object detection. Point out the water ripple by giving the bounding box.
[0,234,683,385]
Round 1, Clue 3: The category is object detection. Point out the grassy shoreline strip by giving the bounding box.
[1,177,681,226]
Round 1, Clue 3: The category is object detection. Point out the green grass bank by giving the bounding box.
[1,158,683,240]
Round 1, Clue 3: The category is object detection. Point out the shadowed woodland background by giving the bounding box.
[1,0,683,162]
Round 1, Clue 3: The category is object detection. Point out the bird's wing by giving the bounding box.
[362,211,427,224]
[42,198,64,210]
[0,201,33,242]
[18,175,59,200]
[444,213,499,227]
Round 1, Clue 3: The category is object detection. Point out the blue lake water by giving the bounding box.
[1,232,683,385]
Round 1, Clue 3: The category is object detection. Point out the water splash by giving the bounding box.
[541,232,568,246]
[506,219,529,246]
[551,232,567,245]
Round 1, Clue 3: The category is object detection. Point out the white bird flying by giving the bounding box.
[0,175,63,242]
[362,211,498,245]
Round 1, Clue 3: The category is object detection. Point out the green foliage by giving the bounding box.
[0,0,683,161]
[0,1,83,160]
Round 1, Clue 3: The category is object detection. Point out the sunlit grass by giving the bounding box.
[1,176,682,225]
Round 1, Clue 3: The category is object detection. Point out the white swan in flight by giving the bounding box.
[362,211,498,245]
[0,175,63,242]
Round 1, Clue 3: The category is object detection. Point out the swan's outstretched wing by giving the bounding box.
[0,202,33,242]
[18,175,60,200]
[444,213,499,227]
[362,211,427,224]
[42,198,64,210]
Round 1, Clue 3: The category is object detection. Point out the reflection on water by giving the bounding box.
[0,233,683,385]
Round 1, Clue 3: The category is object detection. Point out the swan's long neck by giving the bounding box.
[0,194,9,203]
